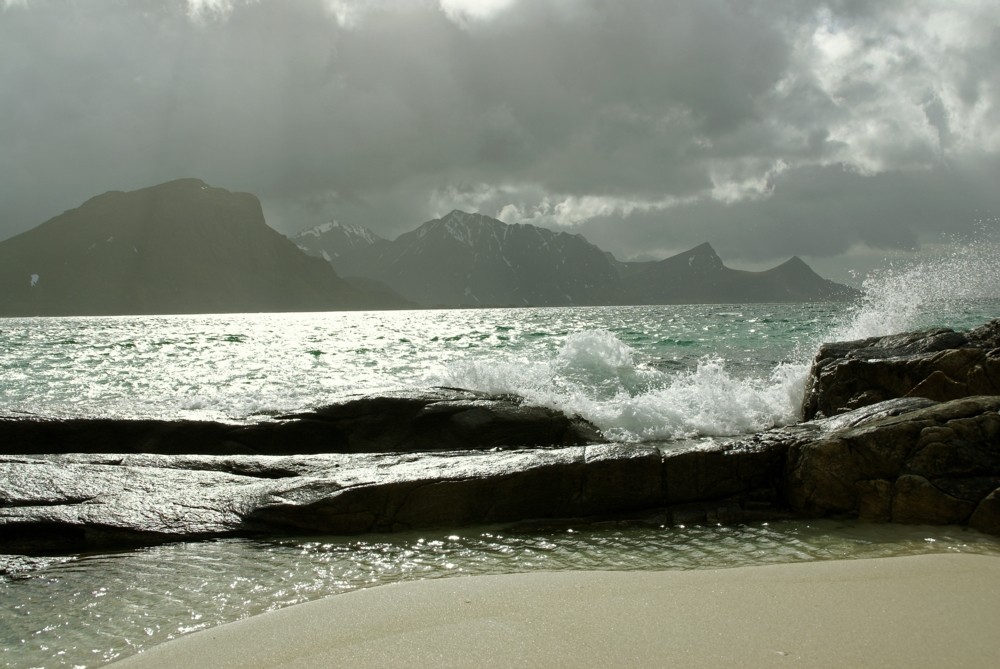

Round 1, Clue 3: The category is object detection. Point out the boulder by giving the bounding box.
[802,319,1000,420]
[785,396,1000,526]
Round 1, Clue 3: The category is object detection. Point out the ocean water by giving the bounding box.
[3,242,1000,667]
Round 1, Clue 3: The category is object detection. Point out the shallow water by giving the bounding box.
[4,519,1000,668]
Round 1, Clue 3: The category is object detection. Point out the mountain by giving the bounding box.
[374,210,624,307]
[298,210,858,307]
[292,220,390,278]
[0,179,408,316]
[616,243,858,303]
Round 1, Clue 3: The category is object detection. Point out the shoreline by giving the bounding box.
[107,553,1000,668]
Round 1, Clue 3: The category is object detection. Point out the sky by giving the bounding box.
[1,0,999,284]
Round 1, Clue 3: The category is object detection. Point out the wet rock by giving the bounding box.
[969,487,1000,535]
[5,347,1000,555]
[660,433,793,506]
[786,396,1000,525]
[272,388,604,453]
[0,388,603,456]
[4,392,1000,555]
[801,319,1000,420]
[0,444,664,553]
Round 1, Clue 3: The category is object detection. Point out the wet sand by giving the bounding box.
[107,553,1000,668]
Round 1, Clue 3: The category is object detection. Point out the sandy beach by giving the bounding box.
[107,553,1000,668]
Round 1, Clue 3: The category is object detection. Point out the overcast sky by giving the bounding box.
[2,0,998,283]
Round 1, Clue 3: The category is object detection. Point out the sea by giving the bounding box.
[3,245,1000,668]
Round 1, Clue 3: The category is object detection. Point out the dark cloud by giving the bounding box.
[1,0,997,282]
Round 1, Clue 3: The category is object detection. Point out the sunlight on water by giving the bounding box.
[0,234,996,442]
[4,519,1000,668]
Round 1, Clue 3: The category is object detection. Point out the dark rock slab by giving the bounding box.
[0,388,603,456]
[0,444,665,553]
[802,319,1000,420]
[4,389,1000,556]
[786,395,1000,526]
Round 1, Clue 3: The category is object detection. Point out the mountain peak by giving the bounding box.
[441,209,479,223]
[774,255,816,275]
[0,179,374,315]
[669,242,723,271]
[156,177,209,189]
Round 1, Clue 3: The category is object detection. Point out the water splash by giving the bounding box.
[831,230,1000,342]
[440,331,808,443]
[590,357,808,442]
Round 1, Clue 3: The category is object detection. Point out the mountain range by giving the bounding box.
[294,210,858,308]
[0,179,857,316]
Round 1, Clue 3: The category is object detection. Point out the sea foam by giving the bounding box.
[438,330,809,442]
[439,232,999,443]
[831,230,1000,342]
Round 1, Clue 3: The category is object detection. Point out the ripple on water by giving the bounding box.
[3,519,1000,668]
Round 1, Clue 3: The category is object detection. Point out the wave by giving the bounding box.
[436,330,809,442]
[437,233,999,443]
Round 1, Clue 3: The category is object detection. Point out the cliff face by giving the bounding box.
[0,179,386,315]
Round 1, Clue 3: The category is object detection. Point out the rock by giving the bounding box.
[660,433,793,506]
[802,319,1000,420]
[0,445,665,553]
[6,318,1000,557]
[4,391,1000,554]
[0,388,603,456]
[890,474,975,524]
[785,396,1000,524]
[969,487,1000,535]
[0,436,789,554]
[275,388,605,453]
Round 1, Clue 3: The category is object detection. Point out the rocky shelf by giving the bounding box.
[3,321,1000,556]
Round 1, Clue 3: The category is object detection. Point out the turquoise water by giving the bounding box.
[0,299,994,442]
[3,242,1000,668]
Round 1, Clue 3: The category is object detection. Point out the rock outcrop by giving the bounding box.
[786,396,1000,532]
[0,445,660,553]
[0,437,790,554]
[8,391,999,555]
[802,319,1000,420]
[0,389,602,456]
[4,321,1000,556]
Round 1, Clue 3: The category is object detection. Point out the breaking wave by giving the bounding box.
[832,230,1000,342]
[439,231,999,443]
[438,330,809,442]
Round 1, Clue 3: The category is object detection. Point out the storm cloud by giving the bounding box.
[2,0,998,281]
